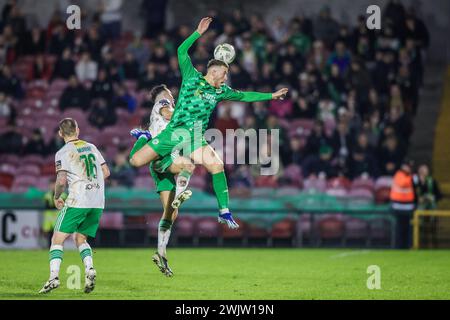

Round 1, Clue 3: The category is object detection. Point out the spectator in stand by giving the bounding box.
[32,54,52,81]
[98,48,119,79]
[23,128,47,156]
[383,105,413,146]
[126,30,150,72]
[59,75,90,111]
[330,120,352,168]
[109,146,136,187]
[88,98,117,130]
[113,84,137,113]
[414,164,442,210]
[46,127,64,155]
[303,144,337,178]
[122,52,140,80]
[99,0,122,41]
[268,85,293,118]
[281,135,306,167]
[90,69,114,103]
[138,62,158,90]
[84,25,104,62]
[0,121,23,154]
[327,41,351,77]
[52,47,75,79]
[23,27,46,55]
[0,65,23,99]
[414,164,441,248]
[76,51,98,82]
[0,91,15,123]
[215,103,239,136]
[305,120,330,156]
[292,96,315,119]
[264,114,288,152]
[48,22,74,56]
[314,6,340,49]
[378,134,405,176]
[347,132,378,178]
[141,0,168,39]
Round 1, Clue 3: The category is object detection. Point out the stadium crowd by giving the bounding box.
[0,0,430,192]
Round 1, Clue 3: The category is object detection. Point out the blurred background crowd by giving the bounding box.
[0,0,433,195]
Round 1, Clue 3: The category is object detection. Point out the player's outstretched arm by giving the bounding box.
[177,17,212,79]
[222,87,289,103]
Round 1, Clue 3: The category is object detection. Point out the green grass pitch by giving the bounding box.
[1,248,449,300]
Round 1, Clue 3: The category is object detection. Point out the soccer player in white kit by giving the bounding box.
[39,118,110,294]
[129,84,195,277]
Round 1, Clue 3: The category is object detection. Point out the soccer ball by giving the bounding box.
[214,43,235,64]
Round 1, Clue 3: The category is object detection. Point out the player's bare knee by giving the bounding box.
[75,233,87,246]
[207,162,224,174]
[183,162,195,173]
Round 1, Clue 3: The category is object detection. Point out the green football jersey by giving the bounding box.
[169,31,273,134]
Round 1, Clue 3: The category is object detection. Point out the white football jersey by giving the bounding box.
[55,140,106,209]
[148,99,174,137]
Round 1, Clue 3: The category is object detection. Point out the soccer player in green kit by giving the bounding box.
[130,17,289,228]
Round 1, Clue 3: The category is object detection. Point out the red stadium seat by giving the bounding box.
[221,218,245,239]
[317,216,345,241]
[327,176,351,189]
[0,173,14,189]
[196,216,220,238]
[344,217,369,241]
[375,187,391,204]
[271,218,296,240]
[174,215,196,238]
[100,212,124,230]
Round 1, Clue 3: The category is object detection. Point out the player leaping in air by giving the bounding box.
[129,84,195,277]
[39,118,110,294]
[130,17,288,229]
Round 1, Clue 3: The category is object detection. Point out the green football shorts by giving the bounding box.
[149,150,180,193]
[148,126,208,158]
[54,207,103,237]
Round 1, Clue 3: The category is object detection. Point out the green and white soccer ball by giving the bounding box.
[214,43,235,64]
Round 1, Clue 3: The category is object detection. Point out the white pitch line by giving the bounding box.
[329,250,371,259]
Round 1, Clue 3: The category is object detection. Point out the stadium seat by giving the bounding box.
[327,176,351,189]
[271,218,296,246]
[369,218,393,246]
[254,176,278,188]
[317,216,345,245]
[375,187,391,204]
[282,164,302,187]
[100,212,124,229]
[348,188,375,201]
[351,177,375,192]
[275,186,302,197]
[344,217,370,245]
[246,218,271,246]
[0,173,14,189]
[375,176,393,190]
[40,163,56,176]
[15,164,41,176]
[0,164,17,176]
[195,216,220,246]
[220,218,246,240]
[173,215,196,240]
[303,176,327,192]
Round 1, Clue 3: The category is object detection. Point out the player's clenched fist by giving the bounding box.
[197,17,212,35]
